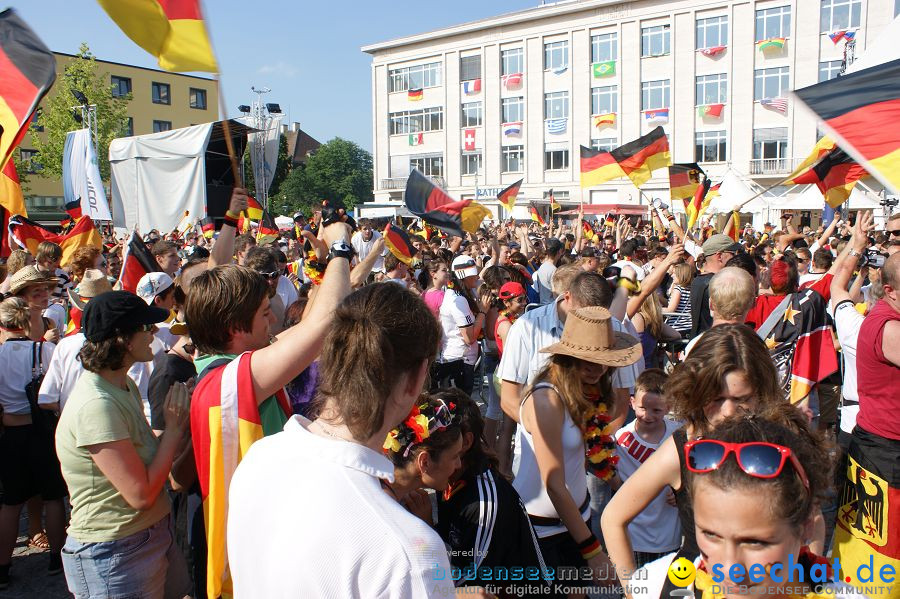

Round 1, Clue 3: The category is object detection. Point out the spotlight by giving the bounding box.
[238,104,251,113]
[71,89,89,105]
[266,103,282,114]
[72,109,83,123]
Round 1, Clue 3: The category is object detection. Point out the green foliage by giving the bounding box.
[273,137,373,216]
[31,43,130,181]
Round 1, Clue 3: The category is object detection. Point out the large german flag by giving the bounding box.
[8,215,102,267]
[383,222,416,265]
[580,127,670,189]
[668,163,704,203]
[686,179,712,229]
[97,0,217,72]
[404,169,489,237]
[785,137,867,208]
[793,58,900,194]
[580,146,625,188]
[497,178,522,211]
[0,10,56,173]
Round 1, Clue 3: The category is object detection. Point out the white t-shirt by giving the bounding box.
[830,299,864,434]
[276,275,299,312]
[228,416,455,599]
[439,289,478,365]
[612,259,646,281]
[799,271,827,288]
[43,302,67,334]
[615,419,681,553]
[351,230,384,272]
[0,340,55,415]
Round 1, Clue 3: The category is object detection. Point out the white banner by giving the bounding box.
[63,128,113,221]
[247,114,283,201]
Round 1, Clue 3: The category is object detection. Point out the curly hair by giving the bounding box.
[79,331,137,372]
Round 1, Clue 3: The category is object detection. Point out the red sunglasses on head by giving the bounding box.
[684,440,810,490]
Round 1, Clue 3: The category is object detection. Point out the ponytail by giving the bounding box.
[0,297,31,335]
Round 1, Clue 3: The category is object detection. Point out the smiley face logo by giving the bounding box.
[667,557,696,587]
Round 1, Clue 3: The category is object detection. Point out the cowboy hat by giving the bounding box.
[9,266,60,296]
[68,269,114,310]
[539,306,641,367]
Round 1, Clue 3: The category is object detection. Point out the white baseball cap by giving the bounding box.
[451,255,479,279]
[136,272,174,305]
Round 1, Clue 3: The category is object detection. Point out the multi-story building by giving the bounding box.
[20,52,218,222]
[363,0,895,222]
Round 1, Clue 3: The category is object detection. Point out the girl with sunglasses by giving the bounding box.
[602,324,786,590]
[634,407,866,599]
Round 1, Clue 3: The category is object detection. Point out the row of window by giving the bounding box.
[388,0,859,91]
[111,76,209,109]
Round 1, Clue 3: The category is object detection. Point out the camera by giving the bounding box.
[860,249,887,269]
[320,201,357,231]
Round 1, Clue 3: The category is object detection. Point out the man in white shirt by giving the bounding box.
[351,218,384,273]
[612,239,646,282]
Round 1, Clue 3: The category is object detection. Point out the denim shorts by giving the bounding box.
[61,514,191,599]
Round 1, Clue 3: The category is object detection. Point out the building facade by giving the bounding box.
[363,0,896,220]
[20,52,218,222]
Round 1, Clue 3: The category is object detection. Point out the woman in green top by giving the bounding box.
[55,291,191,598]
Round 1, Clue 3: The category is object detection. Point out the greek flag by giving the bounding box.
[545,118,567,134]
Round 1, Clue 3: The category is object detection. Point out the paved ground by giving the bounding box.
[0,517,70,599]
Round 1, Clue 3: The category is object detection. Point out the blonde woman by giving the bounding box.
[632,293,680,369]
[665,262,694,335]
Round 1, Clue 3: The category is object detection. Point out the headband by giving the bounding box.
[383,398,458,457]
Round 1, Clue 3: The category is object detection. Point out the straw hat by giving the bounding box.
[68,269,114,310]
[539,306,641,367]
[9,265,59,296]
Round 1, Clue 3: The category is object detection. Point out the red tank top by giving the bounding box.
[855,300,900,440]
[494,314,515,356]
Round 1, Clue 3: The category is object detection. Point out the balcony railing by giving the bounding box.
[749,158,800,175]
[380,176,445,190]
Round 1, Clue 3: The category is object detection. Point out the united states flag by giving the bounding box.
[760,97,788,113]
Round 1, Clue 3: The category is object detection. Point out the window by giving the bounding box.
[641,80,671,110]
[896,0,900,17]
[19,148,40,173]
[819,60,842,82]
[543,40,568,71]
[696,15,728,48]
[544,144,569,170]
[821,0,861,32]
[590,138,618,152]
[151,82,170,105]
[754,67,790,100]
[388,107,444,135]
[590,32,618,63]
[153,120,172,133]
[461,102,483,127]
[410,155,444,177]
[502,97,524,123]
[124,117,134,137]
[695,130,727,162]
[501,48,523,76]
[111,75,131,98]
[544,91,569,119]
[388,62,442,92]
[641,25,671,57]
[460,55,481,81]
[591,86,618,115]
[30,109,42,132]
[696,73,727,105]
[461,152,482,176]
[189,88,207,110]
[755,6,791,41]
[753,128,789,159]
[502,145,524,173]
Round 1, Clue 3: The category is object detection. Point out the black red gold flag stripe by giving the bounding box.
[245,195,263,220]
[497,179,522,211]
[580,146,624,188]
[405,169,490,237]
[668,163,704,203]
[64,199,83,220]
[0,160,23,255]
[8,214,101,267]
[793,58,900,194]
[785,138,867,208]
[383,222,416,265]
[256,209,279,244]
[117,230,161,293]
[529,202,546,226]
[581,127,671,189]
[200,216,215,239]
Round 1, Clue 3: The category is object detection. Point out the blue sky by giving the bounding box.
[13,0,532,152]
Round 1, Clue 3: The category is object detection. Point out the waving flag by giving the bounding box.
[199,216,215,239]
[244,195,263,221]
[117,230,161,293]
[668,163,704,203]
[255,209,279,244]
[8,215,101,267]
[582,220,598,242]
[404,169,489,237]
[461,79,481,95]
[383,222,416,266]
[728,211,741,242]
[785,137,867,208]
[97,0,217,72]
[0,160,23,257]
[529,202,546,226]
[64,199,83,221]
[592,61,615,77]
[760,97,788,113]
[699,45,726,57]
[580,127,670,189]
[497,179,523,211]
[549,189,561,212]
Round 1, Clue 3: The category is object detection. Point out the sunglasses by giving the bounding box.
[259,270,280,280]
[888,229,900,237]
[684,439,809,490]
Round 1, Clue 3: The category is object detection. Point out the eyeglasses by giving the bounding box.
[888,229,900,237]
[259,270,280,280]
[684,439,809,490]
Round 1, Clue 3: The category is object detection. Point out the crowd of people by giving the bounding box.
[0,186,897,599]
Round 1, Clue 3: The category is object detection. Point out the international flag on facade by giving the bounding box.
[697,103,724,118]
[461,79,481,94]
[408,87,423,101]
[760,97,788,113]
[409,132,424,146]
[593,113,616,128]
[497,179,523,211]
[97,0,217,72]
[64,199,83,220]
[529,202,545,226]
[383,222,416,266]
[686,178,712,229]
[699,45,726,57]
[580,126,671,189]
[502,121,522,137]
[785,138,867,208]
[501,73,523,89]
[552,65,568,75]
[255,209,279,244]
[116,229,161,293]
[829,30,856,44]
[0,9,56,173]
[668,163,704,203]
[8,215,101,267]
[0,160,23,257]
[404,169,490,237]
[191,353,291,599]
[793,58,900,194]
[199,216,215,239]
[545,118,567,135]
[592,61,615,77]
[644,108,669,124]
[463,128,476,151]
[757,37,786,51]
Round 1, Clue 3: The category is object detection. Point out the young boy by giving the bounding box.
[613,368,681,569]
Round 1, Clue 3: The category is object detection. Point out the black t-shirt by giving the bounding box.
[690,272,715,338]
[148,352,197,431]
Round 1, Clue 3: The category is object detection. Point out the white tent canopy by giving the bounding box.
[709,170,769,213]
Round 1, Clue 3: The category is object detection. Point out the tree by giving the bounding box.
[273,137,373,216]
[242,133,291,202]
[31,43,130,181]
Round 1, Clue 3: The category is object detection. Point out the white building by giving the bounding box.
[362,0,896,225]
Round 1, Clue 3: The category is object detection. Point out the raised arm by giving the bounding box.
[626,244,684,319]
[831,212,871,306]
[350,237,385,288]
[209,188,248,267]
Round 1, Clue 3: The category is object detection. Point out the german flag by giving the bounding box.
[668,163,704,203]
[582,220,598,242]
[0,10,56,173]
[408,88,423,101]
[97,0,217,72]
[117,229,161,293]
[199,216,215,239]
[256,209,279,245]
[245,195,263,220]
[686,179,712,229]
[65,305,82,337]
[383,222,416,265]
[8,215,101,267]
[529,202,546,226]
[728,211,741,242]
[793,58,900,194]
[0,160,23,257]
[404,169,490,237]
[580,146,625,188]
[580,127,670,189]
[785,138,867,208]
[64,199,83,220]
[549,189,561,212]
[497,178,522,211]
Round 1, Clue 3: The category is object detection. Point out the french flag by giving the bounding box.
[462,79,481,94]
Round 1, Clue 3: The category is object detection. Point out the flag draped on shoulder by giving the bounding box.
[117,230,161,293]
[8,215,101,267]
[793,58,900,194]
[497,179,522,211]
[383,222,415,265]
[96,0,218,72]
[580,127,670,189]
[785,138,867,208]
[404,169,489,237]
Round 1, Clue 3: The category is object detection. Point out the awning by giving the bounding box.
[557,204,648,216]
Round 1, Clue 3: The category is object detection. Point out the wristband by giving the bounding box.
[222,214,239,228]
[225,210,241,220]
[666,215,676,222]
[578,534,603,560]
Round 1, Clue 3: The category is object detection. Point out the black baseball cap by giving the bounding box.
[82,291,170,342]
